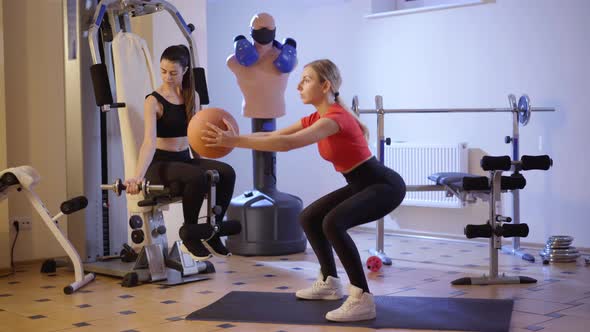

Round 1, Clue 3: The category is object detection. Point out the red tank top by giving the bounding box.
[301,103,372,172]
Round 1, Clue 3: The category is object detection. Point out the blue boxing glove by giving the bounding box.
[273,38,297,73]
[234,35,258,67]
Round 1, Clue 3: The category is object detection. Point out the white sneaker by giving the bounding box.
[295,273,343,300]
[325,284,376,322]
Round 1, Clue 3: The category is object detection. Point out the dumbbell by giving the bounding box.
[101,178,165,197]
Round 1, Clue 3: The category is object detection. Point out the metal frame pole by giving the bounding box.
[502,95,536,262]
[368,95,392,264]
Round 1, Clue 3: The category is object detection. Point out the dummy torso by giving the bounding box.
[226,12,292,119]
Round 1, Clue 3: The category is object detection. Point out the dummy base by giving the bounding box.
[226,189,306,256]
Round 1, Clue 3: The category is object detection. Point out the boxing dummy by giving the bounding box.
[226,12,297,119]
[224,13,305,256]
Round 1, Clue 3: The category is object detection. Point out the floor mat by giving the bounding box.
[186,291,513,332]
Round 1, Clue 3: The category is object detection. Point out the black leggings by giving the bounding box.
[145,149,236,224]
[299,157,406,293]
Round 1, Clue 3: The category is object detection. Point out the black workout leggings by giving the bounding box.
[299,157,406,293]
[145,149,236,224]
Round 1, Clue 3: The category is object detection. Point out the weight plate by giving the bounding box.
[518,94,531,126]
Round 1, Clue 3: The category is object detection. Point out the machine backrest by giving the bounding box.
[112,32,157,211]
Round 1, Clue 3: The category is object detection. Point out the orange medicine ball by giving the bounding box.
[187,108,239,159]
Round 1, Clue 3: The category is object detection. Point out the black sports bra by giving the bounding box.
[147,91,188,138]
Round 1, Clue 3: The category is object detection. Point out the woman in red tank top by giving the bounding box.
[203,59,406,322]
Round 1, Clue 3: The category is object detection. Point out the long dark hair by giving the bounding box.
[161,45,195,121]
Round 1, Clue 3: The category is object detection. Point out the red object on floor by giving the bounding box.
[366,255,383,272]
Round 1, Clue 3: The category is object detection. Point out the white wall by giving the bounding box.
[207,0,590,247]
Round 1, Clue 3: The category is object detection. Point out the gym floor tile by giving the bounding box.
[1,229,589,332]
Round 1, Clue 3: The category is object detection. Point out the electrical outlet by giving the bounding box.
[10,217,32,230]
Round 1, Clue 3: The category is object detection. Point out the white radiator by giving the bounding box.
[385,142,468,208]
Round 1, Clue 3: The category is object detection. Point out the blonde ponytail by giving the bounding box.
[334,95,370,141]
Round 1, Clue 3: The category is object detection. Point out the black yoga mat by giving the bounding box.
[186,291,513,332]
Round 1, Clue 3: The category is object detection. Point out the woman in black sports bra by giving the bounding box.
[124,45,235,260]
